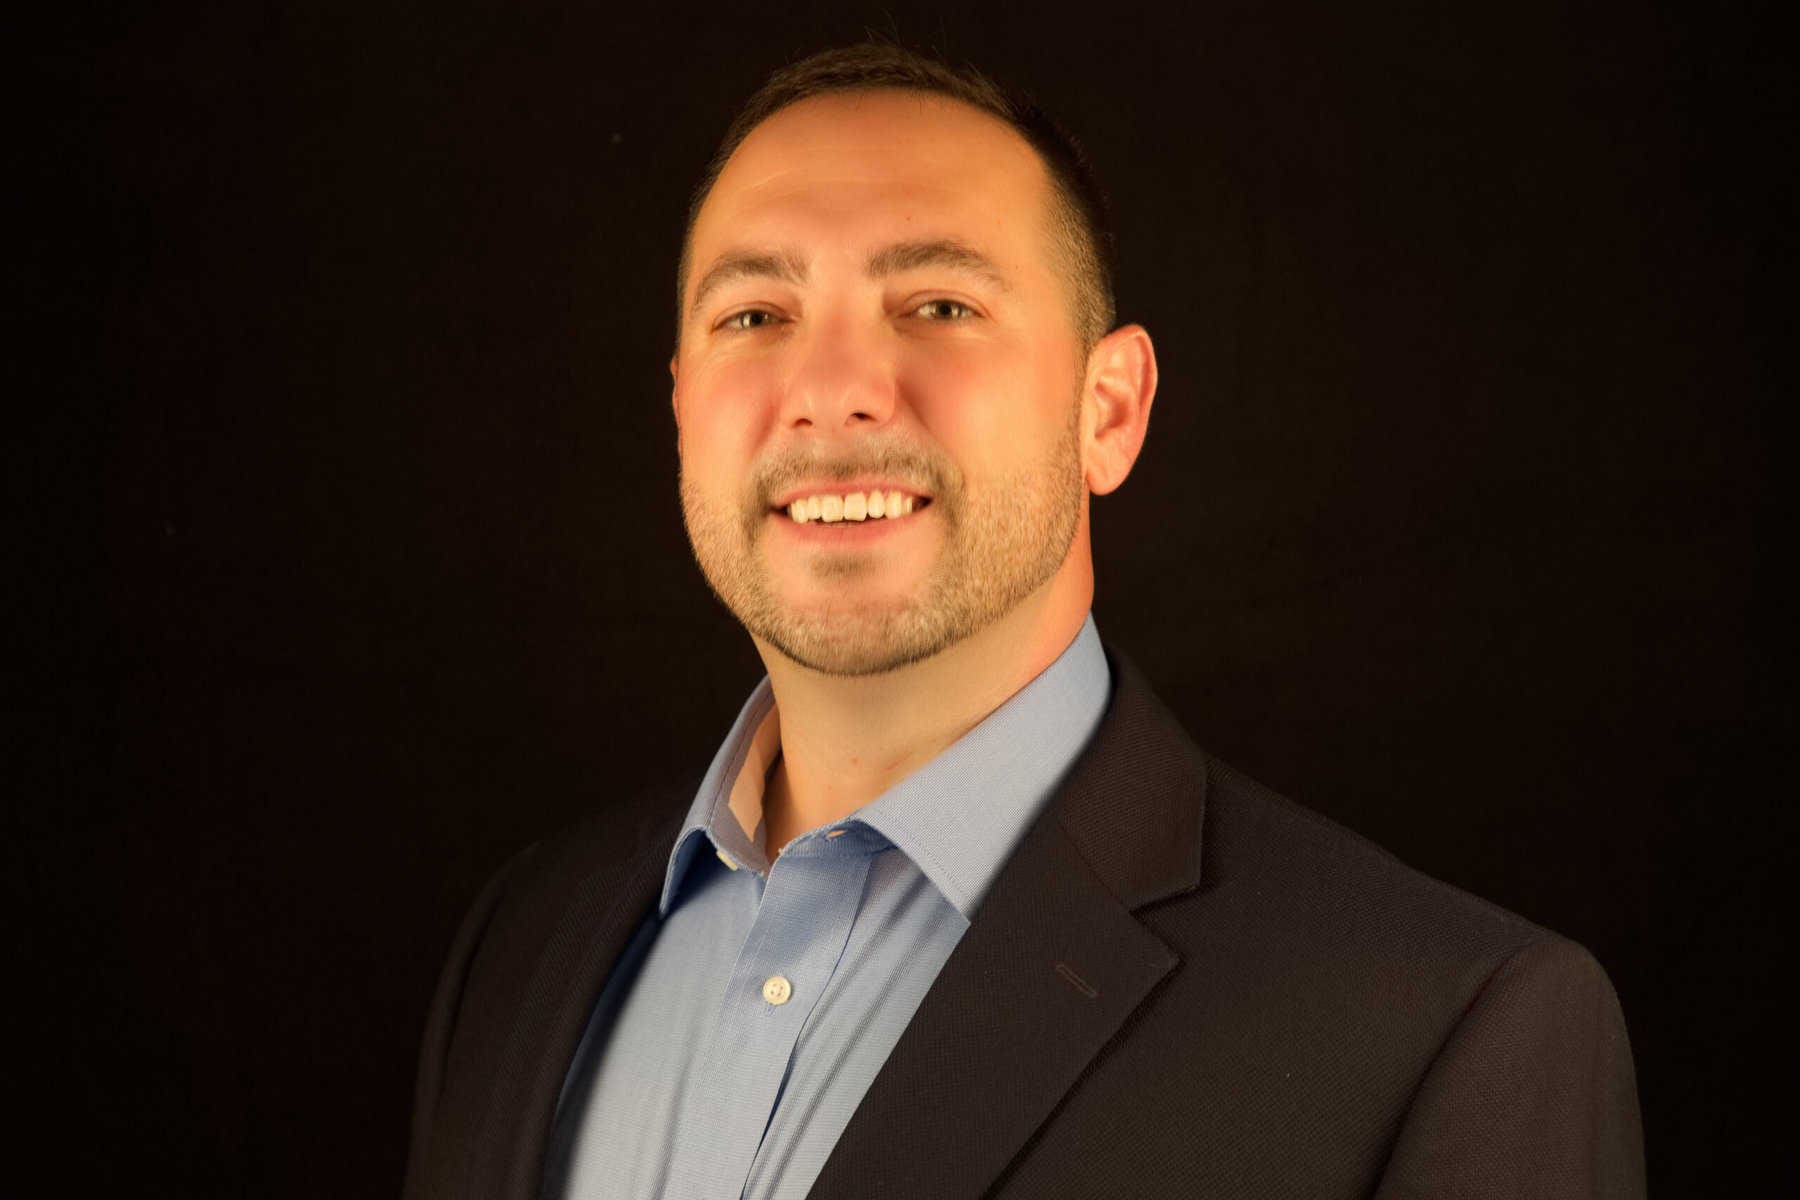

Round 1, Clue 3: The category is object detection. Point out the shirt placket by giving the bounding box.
[661,831,876,1200]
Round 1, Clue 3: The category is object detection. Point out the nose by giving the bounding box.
[779,320,898,434]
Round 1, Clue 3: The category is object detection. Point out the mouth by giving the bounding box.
[770,488,934,526]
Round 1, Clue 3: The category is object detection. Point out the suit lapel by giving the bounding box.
[807,650,1209,1199]
[461,799,688,1200]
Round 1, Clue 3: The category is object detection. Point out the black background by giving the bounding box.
[20,1,1784,1195]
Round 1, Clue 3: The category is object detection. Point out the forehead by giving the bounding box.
[690,90,1055,273]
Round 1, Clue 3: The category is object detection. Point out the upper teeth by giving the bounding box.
[787,490,918,524]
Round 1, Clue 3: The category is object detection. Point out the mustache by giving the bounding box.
[750,443,957,506]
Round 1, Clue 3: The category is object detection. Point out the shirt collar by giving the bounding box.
[659,613,1112,920]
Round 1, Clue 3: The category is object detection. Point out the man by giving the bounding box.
[403,43,1644,1200]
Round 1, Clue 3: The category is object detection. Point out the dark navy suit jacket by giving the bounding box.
[403,649,1645,1198]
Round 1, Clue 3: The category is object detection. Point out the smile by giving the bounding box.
[775,489,933,525]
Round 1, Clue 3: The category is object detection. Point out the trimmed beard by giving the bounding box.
[680,396,1085,676]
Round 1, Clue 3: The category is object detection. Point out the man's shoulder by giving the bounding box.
[1094,646,1574,971]
[1020,663,1642,1195]
[1165,745,1609,1011]
[1211,753,1551,937]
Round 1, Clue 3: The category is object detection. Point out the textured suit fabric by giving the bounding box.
[403,648,1645,1199]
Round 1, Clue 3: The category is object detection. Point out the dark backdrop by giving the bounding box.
[21,2,1783,1195]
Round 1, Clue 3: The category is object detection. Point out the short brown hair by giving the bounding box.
[675,42,1118,354]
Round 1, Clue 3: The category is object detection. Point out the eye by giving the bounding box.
[719,309,780,332]
[911,299,976,321]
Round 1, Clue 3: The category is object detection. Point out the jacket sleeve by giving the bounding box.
[401,844,539,1200]
[1374,937,1646,1199]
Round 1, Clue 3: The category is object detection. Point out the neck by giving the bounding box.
[751,543,1092,859]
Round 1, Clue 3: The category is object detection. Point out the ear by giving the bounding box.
[1080,324,1158,495]
[669,354,681,426]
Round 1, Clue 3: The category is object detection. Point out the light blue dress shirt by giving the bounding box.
[544,614,1111,1200]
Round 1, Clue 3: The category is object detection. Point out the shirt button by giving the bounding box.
[762,975,793,1005]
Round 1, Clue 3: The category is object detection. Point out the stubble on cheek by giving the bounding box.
[678,464,770,616]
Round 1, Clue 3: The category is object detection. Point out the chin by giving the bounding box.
[753,602,964,678]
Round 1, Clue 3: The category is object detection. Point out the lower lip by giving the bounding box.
[768,505,932,546]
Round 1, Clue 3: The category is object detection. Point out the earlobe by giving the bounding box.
[1082,324,1158,495]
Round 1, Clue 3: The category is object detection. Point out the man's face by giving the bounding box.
[673,90,1090,676]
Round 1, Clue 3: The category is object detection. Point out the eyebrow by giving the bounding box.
[687,238,1011,318]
